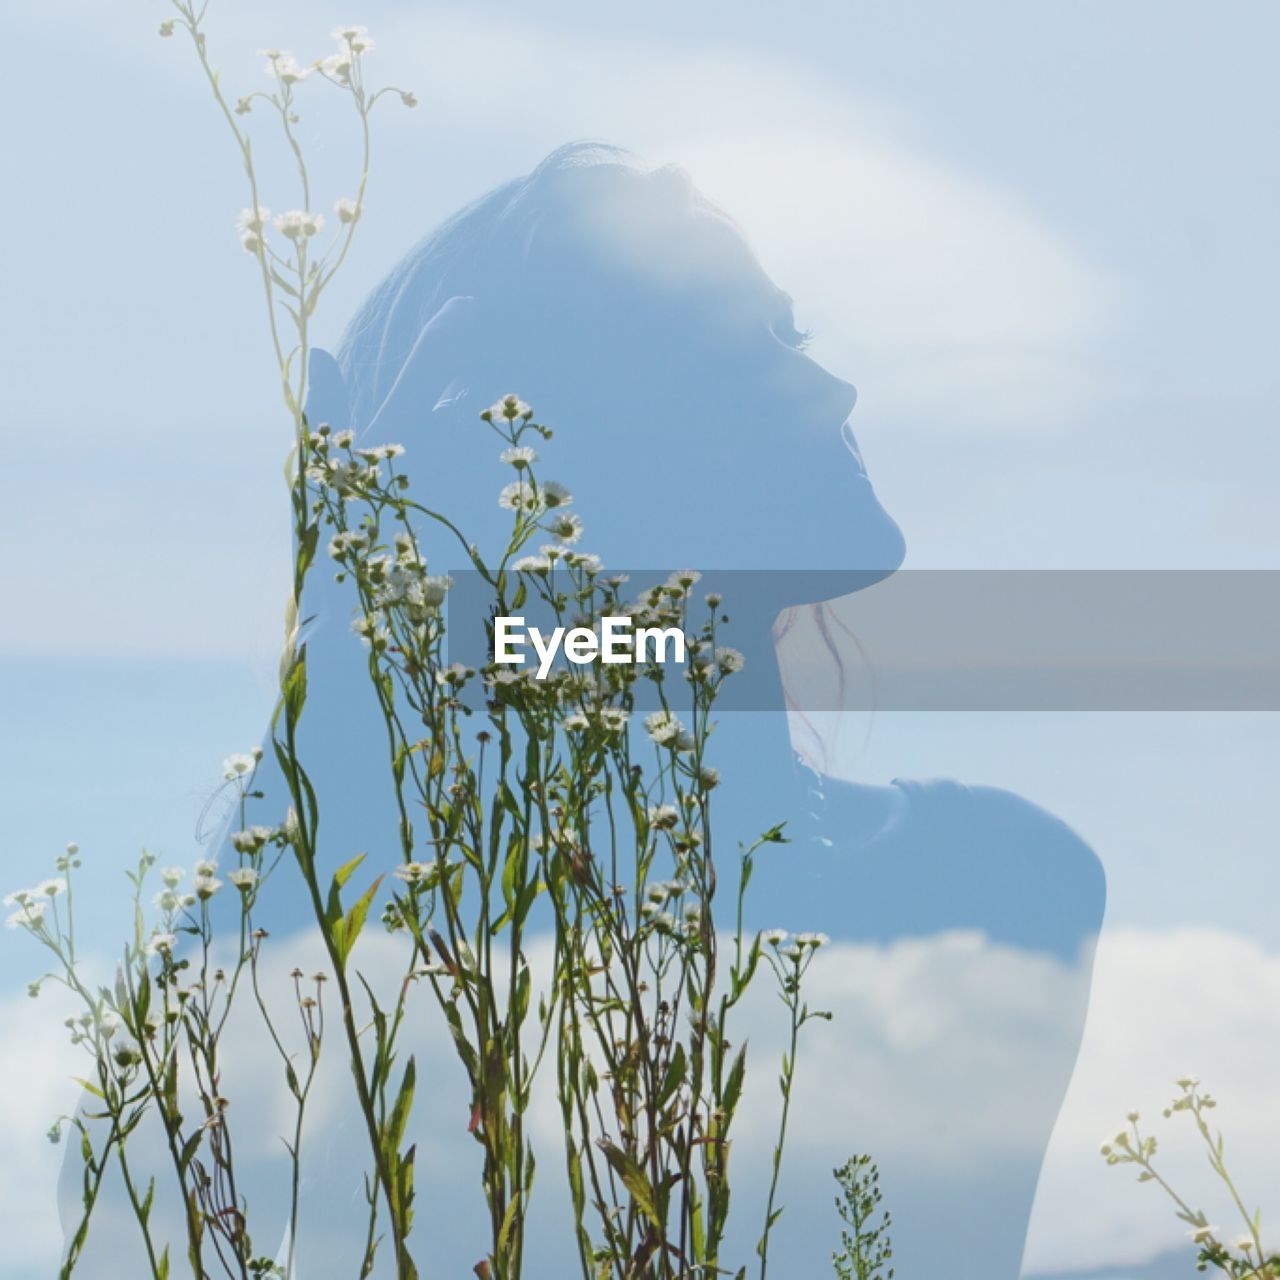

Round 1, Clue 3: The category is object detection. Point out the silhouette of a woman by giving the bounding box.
[68,142,1105,1278]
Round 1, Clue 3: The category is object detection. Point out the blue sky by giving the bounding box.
[2,2,1278,1274]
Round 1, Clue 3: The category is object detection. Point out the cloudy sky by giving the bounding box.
[2,2,1278,1275]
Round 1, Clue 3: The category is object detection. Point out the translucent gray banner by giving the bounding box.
[443,570,1280,710]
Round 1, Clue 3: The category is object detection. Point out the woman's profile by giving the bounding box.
[65,142,1105,1278]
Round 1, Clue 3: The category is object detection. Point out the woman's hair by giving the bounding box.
[337,141,871,777]
[337,141,741,433]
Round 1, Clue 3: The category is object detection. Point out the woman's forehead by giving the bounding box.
[554,183,791,325]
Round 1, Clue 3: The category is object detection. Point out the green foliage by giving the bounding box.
[831,1156,894,1280]
[5,7,838,1280]
[1103,1080,1278,1278]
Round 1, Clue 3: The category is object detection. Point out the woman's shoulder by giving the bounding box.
[807,773,1106,954]
[817,773,1104,879]
[884,775,1106,886]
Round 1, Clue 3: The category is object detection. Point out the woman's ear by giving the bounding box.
[365,294,481,437]
[304,347,351,431]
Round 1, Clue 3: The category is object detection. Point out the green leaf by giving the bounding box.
[332,875,384,968]
[658,1044,687,1110]
[325,852,368,929]
[723,1044,748,1119]
[384,1056,417,1159]
[282,647,309,724]
[71,1076,106,1101]
[597,1140,662,1229]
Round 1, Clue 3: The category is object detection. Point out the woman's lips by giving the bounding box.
[840,418,869,477]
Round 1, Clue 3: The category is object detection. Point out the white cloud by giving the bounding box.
[5,922,1279,1276]
[1025,926,1280,1274]
[389,8,1113,433]
[0,982,87,1276]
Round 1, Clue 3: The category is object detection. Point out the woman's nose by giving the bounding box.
[807,363,858,433]
[766,348,858,427]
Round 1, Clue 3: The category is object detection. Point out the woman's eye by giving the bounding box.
[771,319,813,351]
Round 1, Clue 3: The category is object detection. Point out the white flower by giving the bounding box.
[483,394,532,422]
[498,479,542,513]
[762,928,788,945]
[153,889,181,914]
[795,931,830,949]
[597,706,628,733]
[435,662,474,687]
[330,529,371,560]
[648,805,679,830]
[159,867,185,889]
[269,53,310,84]
[228,867,259,890]
[562,712,590,731]
[512,554,551,574]
[319,51,354,80]
[194,858,218,877]
[237,206,270,235]
[646,879,686,902]
[223,751,260,779]
[652,911,677,933]
[489,667,525,687]
[144,933,177,957]
[193,875,222,900]
[5,901,46,930]
[332,428,355,448]
[273,210,326,241]
[112,1041,143,1068]
[395,862,432,885]
[569,552,603,575]
[334,196,361,224]
[546,511,583,544]
[644,710,686,746]
[540,481,572,509]
[3,889,34,908]
[780,944,803,962]
[666,569,702,592]
[231,825,275,855]
[715,647,745,675]
[1190,1225,1217,1244]
[500,446,537,468]
[421,575,452,607]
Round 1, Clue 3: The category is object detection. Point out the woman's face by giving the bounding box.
[474,188,906,600]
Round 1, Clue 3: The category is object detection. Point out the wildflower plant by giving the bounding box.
[1102,1079,1278,1278]
[7,7,834,1279]
[831,1155,894,1280]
